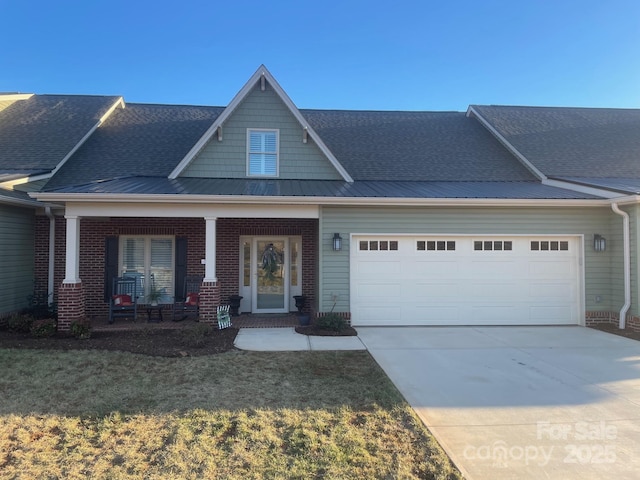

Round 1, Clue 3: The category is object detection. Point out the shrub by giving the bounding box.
[6,314,34,333]
[30,318,57,338]
[70,319,92,339]
[316,313,348,332]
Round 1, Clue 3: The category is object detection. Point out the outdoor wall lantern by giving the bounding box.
[333,233,343,251]
[594,234,606,252]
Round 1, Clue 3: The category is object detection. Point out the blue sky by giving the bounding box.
[2,0,639,111]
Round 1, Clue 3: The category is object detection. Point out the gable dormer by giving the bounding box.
[171,66,351,182]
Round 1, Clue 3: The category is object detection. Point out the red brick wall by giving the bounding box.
[35,215,318,320]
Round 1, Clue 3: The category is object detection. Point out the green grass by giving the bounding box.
[0,349,461,479]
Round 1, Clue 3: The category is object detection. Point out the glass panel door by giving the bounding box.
[253,238,288,313]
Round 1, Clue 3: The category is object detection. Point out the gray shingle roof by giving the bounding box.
[0,94,120,173]
[45,177,598,200]
[472,105,640,178]
[45,103,224,190]
[301,110,536,181]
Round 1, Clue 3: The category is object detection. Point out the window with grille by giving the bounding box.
[531,240,569,251]
[359,240,399,251]
[474,240,513,251]
[416,240,456,251]
[247,129,278,176]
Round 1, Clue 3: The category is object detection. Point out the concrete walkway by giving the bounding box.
[357,326,640,480]
[234,327,366,351]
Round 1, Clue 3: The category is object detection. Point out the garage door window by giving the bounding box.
[417,240,455,251]
[474,240,512,251]
[359,240,398,251]
[531,240,569,251]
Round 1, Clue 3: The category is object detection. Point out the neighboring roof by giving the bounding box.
[470,105,640,179]
[0,94,122,174]
[45,103,224,190]
[41,177,600,200]
[301,110,537,182]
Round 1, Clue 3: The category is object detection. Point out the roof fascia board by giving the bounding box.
[47,97,125,178]
[542,179,621,199]
[467,105,547,181]
[169,65,354,182]
[31,191,612,208]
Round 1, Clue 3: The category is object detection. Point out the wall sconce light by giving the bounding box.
[332,233,342,251]
[594,234,606,252]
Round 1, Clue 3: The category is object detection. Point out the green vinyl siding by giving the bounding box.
[0,205,35,316]
[320,205,615,315]
[183,81,343,180]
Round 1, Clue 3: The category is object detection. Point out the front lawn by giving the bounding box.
[0,348,461,479]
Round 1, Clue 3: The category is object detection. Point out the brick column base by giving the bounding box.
[58,282,85,332]
[199,281,221,327]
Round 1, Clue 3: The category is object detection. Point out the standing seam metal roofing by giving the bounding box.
[42,177,600,200]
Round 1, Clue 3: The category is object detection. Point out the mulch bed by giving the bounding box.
[589,324,640,341]
[295,325,358,336]
[0,326,239,357]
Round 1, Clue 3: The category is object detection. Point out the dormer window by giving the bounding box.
[247,129,278,176]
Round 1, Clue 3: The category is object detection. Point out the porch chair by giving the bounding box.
[109,276,138,324]
[217,305,232,329]
[172,275,203,321]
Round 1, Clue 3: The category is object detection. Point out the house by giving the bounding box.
[1,65,639,331]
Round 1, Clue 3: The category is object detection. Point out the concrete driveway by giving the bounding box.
[357,326,640,480]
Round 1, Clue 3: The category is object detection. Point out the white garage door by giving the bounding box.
[350,236,582,326]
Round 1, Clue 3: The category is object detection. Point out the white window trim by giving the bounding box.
[246,128,279,177]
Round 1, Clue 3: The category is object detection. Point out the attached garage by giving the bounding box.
[350,235,583,326]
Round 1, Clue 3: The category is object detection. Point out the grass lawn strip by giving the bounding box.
[0,349,461,480]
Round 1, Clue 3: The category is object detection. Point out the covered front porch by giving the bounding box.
[39,202,319,331]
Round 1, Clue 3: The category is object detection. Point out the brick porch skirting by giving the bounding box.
[199,281,221,327]
[58,282,85,331]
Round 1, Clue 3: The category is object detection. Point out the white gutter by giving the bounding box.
[611,202,630,329]
[30,192,614,208]
[44,207,56,306]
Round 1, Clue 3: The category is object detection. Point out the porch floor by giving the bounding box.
[91,312,301,331]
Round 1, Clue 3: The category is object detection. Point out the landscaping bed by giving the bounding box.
[0,324,238,357]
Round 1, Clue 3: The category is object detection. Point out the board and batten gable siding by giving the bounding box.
[183,82,343,180]
[0,204,35,315]
[320,205,615,316]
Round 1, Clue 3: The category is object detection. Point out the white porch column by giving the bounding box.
[204,217,218,282]
[63,215,81,284]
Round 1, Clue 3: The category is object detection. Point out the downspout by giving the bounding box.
[611,203,630,329]
[45,207,55,306]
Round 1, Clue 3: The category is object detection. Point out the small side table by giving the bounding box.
[146,305,163,323]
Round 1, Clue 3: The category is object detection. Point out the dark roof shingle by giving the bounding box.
[472,105,640,178]
[0,94,120,173]
[45,103,223,190]
[301,109,536,181]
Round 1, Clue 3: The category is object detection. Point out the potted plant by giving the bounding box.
[293,295,310,326]
[147,287,164,306]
